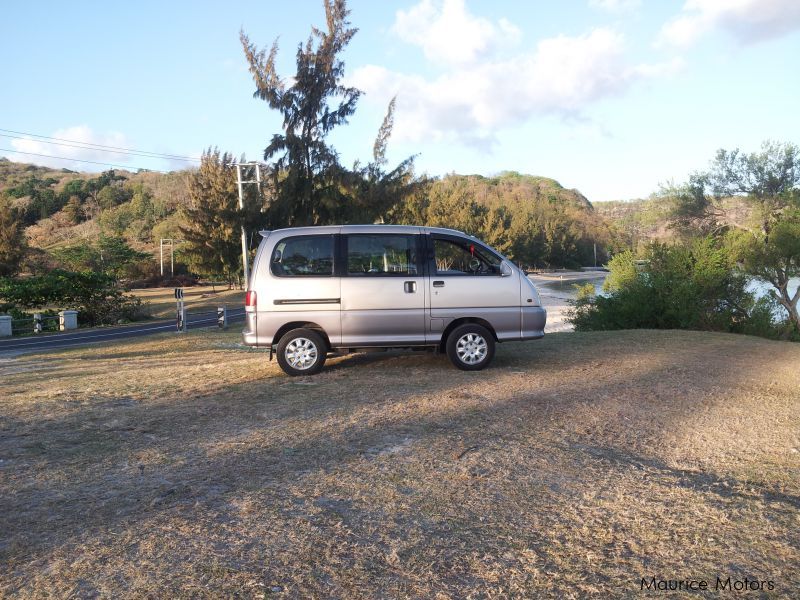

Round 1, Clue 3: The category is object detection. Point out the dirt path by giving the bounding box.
[1,329,798,597]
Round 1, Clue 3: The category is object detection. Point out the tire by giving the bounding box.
[276,328,327,376]
[446,323,495,371]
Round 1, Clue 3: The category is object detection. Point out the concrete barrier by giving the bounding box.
[59,310,78,331]
[0,315,11,337]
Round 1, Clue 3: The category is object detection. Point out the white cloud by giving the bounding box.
[589,0,641,13]
[392,0,521,66]
[658,0,800,47]
[9,125,133,170]
[351,24,680,145]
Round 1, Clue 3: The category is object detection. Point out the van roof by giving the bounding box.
[259,224,468,237]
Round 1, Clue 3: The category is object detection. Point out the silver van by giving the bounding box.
[242,225,546,376]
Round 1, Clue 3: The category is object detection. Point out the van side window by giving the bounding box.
[271,236,334,276]
[433,238,501,275]
[346,234,418,275]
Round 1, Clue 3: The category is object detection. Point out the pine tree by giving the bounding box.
[180,149,261,284]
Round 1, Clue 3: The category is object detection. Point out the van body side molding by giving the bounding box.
[273,298,341,305]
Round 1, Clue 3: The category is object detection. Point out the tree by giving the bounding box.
[82,170,127,219]
[97,184,131,210]
[0,198,28,277]
[240,0,359,226]
[96,236,151,279]
[667,141,800,332]
[180,149,261,285]
[346,97,419,224]
[52,236,150,280]
[63,195,83,224]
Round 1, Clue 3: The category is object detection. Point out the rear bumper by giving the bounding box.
[521,306,547,340]
[242,312,258,346]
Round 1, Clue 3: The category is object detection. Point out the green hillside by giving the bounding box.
[1,158,629,274]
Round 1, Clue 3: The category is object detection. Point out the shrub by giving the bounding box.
[568,238,776,337]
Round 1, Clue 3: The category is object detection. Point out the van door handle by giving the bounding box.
[433,280,445,287]
[404,281,417,293]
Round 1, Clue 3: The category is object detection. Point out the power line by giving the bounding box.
[0,132,200,163]
[0,147,166,172]
[0,128,201,162]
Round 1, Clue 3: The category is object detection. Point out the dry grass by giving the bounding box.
[131,286,246,319]
[1,329,798,598]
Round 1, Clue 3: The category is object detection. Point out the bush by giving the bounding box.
[0,270,147,326]
[568,238,778,337]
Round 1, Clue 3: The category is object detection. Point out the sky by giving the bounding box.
[2,0,799,202]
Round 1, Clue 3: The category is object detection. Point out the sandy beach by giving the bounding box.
[528,270,607,333]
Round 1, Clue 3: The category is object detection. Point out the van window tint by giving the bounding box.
[434,238,501,275]
[346,235,417,275]
[271,236,334,276]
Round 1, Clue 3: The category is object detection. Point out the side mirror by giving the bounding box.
[500,262,513,277]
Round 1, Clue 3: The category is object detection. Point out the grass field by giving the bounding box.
[130,285,246,319]
[1,329,798,597]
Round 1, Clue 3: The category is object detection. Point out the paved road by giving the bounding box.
[0,308,245,355]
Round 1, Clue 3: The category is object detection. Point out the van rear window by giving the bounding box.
[271,236,334,276]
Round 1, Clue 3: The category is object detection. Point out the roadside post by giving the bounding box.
[217,305,228,330]
[33,313,42,334]
[0,315,11,337]
[59,310,78,331]
[175,288,186,333]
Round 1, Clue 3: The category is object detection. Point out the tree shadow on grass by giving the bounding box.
[568,442,800,511]
[1,330,798,594]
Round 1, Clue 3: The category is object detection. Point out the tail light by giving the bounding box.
[245,290,257,311]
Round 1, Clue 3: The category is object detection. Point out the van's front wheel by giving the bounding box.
[276,328,327,376]
[446,324,495,371]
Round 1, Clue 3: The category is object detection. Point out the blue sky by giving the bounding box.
[2,0,799,202]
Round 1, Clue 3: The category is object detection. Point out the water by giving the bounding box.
[748,277,799,301]
[535,276,606,297]
[748,277,799,319]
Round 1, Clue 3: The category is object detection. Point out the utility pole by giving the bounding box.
[235,162,262,289]
[160,238,180,277]
[159,238,166,276]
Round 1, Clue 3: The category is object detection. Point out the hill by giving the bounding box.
[0,158,190,274]
[1,158,622,273]
[436,171,593,211]
[404,172,621,268]
[593,195,757,251]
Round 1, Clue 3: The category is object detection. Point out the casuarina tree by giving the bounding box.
[180,149,262,286]
[240,0,359,227]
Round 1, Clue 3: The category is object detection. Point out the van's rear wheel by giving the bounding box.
[446,324,495,371]
[276,328,327,376]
